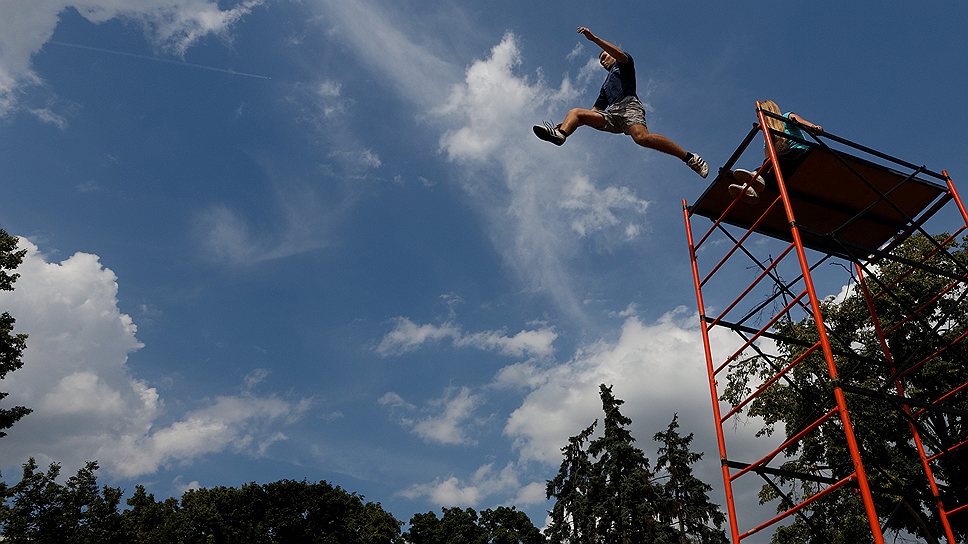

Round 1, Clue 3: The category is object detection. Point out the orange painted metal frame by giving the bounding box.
[683,104,967,542]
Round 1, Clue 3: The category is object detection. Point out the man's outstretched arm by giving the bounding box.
[577,27,628,63]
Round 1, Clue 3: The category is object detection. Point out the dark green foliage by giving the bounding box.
[546,385,726,544]
[480,506,546,544]
[0,228,30,437]
[0,459,403,543]
[0,459,124,543]
[405,507,487,544]
[405,506,543,544]
[123,486,185,543]
[653,415,727,543]
[723,233,968,542]
[586,385,671,544]
[546,421,598,543]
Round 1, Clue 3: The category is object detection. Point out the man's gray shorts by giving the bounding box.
[597,95,648,134]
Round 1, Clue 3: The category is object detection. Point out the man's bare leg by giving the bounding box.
[559,107,607,136]
[628,124,708,177]
[627,124,687,159]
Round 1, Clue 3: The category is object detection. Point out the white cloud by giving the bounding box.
[430,33,654,320]
[313,0,460,108]
[400,462,521,508]
[174,476,202,494]
[326,148,382,171]
[457,328,557,358]
[399,308,766,512]
[317,80,340,97]
[411,386,481,446]
[376,318,460,356]
[378,392,415,410]
[0,238,309,478]
[0,0,263,116]
[436,33,540,162]
[514,481,547,505]
[376,317,556,359]
[243,367,270,390]
[290,78,349,123]
[311,79,345,117]
[28,107,68,130]
[195,189,332,264]
[565,42,584,62]
[577,56,603,86]
[560,174,649,238]
[198,205,253,262]
[382,387,482,446]
[503,308,760,465]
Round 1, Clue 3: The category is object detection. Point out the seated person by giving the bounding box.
[729,99,823,203]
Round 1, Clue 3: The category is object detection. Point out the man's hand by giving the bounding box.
[576,26,627,64]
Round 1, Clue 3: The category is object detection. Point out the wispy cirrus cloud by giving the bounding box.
[313,0,461,108]
[194,174,341,264]
[314,0,654,322]
[376,316,557,359]
[0,0,263,116]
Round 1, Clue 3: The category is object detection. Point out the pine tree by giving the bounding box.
[587,385,670,544]
[546,421,598,543]
[547,385,710,543]
[653,414,727,543]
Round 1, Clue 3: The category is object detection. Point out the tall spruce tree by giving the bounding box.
[0,229,30,437]
[587,384,671,544]
[546,421,598,543]
[547,385,694,543]
[653,414,727,543]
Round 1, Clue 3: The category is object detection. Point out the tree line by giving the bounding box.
[0,384,725,543]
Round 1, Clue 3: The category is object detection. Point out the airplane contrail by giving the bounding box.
[47,40,272,80]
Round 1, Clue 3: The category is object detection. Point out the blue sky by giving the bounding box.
[1,0,967,537]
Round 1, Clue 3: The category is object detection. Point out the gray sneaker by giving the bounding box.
[732,168,765,193]
[728,183,759,203]
[533,122,566,146]
[686,153,709,178]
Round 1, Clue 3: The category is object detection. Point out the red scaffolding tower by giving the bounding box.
[683,103,968,543]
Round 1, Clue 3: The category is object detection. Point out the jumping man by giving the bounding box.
[533,27,709,178]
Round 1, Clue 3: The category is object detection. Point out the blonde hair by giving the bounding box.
[760,99,789,153]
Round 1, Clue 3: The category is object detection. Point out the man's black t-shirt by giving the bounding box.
[593,53,637,110]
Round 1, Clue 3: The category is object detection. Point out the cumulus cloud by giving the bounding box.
[381,386,482,446]
[436,34,540,162]
[398,308,766,512]
[400,462,527,508]
[0,0,263,116]
[431,33,654,320]
[376,317,557,359]
[0,238,308,478]
[503,307,761,466]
